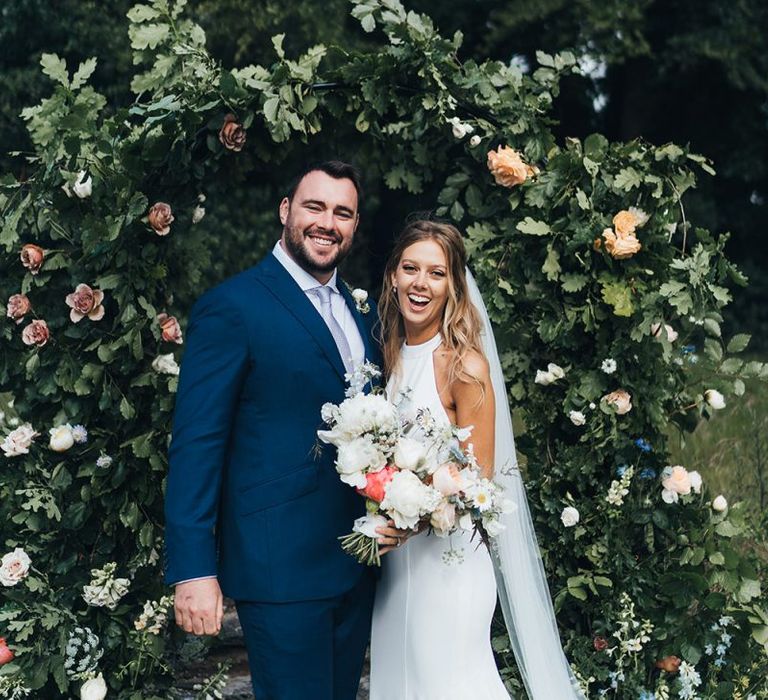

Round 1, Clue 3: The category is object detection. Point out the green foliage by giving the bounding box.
[0,0,766,697]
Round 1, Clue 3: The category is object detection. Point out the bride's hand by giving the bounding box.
[376,519,416,555]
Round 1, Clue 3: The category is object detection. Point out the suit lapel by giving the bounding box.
[256,254,347,382]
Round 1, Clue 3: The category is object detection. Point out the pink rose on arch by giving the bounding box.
[65,284,105,323]
[20,244,45,274]
[21,319,50,347]
[157,313,183,344]
[6,294,31,324]
[356,465,398,503]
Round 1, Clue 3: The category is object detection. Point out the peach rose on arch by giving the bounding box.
[601,227,642,259]
[148,202,174,236]
[65,284,105,323]
[21,319,50,347]
[157,313,183,344]
[6,294,31,324]
[486,146,536,188]
[219,114,247,152]
[602,389,633,415]
[20,244,45,274]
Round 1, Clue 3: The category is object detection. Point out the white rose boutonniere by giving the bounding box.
[352,288,370,314]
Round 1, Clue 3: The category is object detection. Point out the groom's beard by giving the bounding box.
[283,223,352,275]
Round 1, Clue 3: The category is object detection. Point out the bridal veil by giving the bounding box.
[466,268,585,700]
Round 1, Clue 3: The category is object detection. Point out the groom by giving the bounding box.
[164,161,400,699]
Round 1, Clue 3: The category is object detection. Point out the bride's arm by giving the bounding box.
[451,351,495,478]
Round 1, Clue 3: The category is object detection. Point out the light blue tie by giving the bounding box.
[311,285,353,373]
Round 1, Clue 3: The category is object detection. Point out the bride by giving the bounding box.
[369,219,583,700]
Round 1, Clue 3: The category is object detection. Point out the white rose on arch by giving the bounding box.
[704,389,726,410]
[72,171,93,199]
[560,506,580,527]
[0,548,32,587]
[535,363,566,386]
[712,495,728,512]
[569,410,586,426]
[49,424,75,452]
[80,673,107,700]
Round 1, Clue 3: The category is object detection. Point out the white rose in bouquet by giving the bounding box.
[0,548,32,586]
[482,514,505,537]
[430,500,457,536]
[80,673,107,700]
[49,424,75,452]
[1,423,38,457]
[393,436,429,471]
[336,437,386,488]
[319,393,398,445]
[381,470,442,530]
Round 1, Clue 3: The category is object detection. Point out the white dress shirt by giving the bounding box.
[271,239,365,368]
[174,242,365,586]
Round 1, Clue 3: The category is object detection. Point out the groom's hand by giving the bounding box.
[174,578,223,636]
[376,519,416,556]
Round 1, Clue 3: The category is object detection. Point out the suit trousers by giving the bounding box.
[236,572,375,700]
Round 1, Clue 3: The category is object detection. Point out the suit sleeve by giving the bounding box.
[164,288,250,585]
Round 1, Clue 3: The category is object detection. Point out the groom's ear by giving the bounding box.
[279,197,290,225]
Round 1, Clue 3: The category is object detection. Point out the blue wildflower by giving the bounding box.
[615,464,628,477]
[639,691,656,700]
[634,438,652,453]
[639,467,657,480]
[682,344,696,354]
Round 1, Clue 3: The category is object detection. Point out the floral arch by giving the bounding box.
[0,0,766,697]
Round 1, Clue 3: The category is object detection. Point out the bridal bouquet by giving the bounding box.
[318,363,511,565]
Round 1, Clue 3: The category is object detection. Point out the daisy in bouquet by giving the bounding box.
[318,362,511,565]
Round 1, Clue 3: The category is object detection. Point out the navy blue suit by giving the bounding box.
[164,252,381,698]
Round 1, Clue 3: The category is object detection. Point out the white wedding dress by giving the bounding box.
[369,332,510,700]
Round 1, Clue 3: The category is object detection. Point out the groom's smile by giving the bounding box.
[279,169,360,284]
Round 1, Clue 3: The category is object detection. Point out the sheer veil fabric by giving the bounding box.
[466,268,585,699]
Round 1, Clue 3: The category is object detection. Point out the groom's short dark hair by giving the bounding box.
[287,160,363,207]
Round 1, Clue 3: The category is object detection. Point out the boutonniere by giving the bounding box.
[351,288,370,314]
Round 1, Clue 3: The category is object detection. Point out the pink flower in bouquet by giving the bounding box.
[157,313,183,344]
[6,294,31,324]
[21,319,49,347]
[357,465,397,503]
[65,284,105,323]
[432,463,465,496]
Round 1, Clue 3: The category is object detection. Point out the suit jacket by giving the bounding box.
[164,252,382,602]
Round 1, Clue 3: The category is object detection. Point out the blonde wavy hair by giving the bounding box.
[378,219,485,388]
